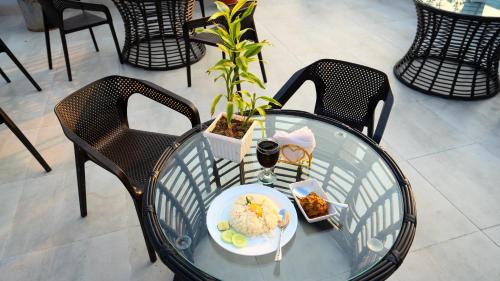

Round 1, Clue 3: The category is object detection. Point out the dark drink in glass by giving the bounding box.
[256,138,280,184]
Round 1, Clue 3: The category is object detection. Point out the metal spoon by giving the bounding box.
[274,209,290,262]
[292,187,349,209]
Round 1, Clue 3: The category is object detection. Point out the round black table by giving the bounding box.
[143,110,417,281]
[112,0,205,70]
[394,0,500,99]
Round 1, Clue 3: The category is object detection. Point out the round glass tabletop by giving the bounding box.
[146,111,416,281]
[418,0,500,17]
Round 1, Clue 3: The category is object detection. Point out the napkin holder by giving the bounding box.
[278,144,313,168]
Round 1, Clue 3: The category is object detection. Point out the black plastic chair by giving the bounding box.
[38,0,122,81]
[54,76,201,263]
[183,1,267,87]
[0,39,42,91]
[272,59,394,143]
[0,108,51,172]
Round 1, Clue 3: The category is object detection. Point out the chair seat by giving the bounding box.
[96,128,177,194]
[189,30,222,46]
[63,12,107,33]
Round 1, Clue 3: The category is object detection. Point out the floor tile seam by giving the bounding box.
[255,22,303,65]
[406,159,482,230]
[0,225,133,262]
[410,230,481,253]
[406,141,477,161]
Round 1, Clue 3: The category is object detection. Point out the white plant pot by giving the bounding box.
[204,112,256,163]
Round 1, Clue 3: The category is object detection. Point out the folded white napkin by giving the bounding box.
[273,127,316,163]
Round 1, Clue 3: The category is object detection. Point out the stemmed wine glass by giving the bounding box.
[256,138,280,185]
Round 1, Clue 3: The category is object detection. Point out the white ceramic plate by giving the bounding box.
[206,184,298,256]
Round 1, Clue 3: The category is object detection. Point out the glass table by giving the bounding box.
[394,0,500,99]
[143,110,416,281]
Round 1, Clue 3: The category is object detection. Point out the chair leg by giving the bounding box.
[0,67,10,83]
[74,145,87,217]
[59,30,72,81]
[198,0,206,17]
[89,27,99,52]
[134,198,157,263]
[222,52,226,59]
[257,52,267,83]
[185,38,192,87]
[43,12,52,70]
[108,21,123,64]
[2,43,42,91]
[0,109,51,172]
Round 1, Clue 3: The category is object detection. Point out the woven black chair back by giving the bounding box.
[307,59,391,131]
[55,76,199,148]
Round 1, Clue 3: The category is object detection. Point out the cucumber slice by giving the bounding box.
[221,230,235,243]
[217,221,230,231]
[231,233,247,248]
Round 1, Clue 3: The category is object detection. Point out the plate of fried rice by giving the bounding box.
[206,184,298,256]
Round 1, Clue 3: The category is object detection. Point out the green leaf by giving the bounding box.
[235,56,248,72]
[258,96,282,107]
[214,1,230,13]
[240,1,255,21]
[210,94,224,116]
[230,0,247,18]
[255,119,265,137]
[243,43,263,57]
[226,102,234,127]
[240,72,265,89]
[255,106,266,117]
[208,11,226,21]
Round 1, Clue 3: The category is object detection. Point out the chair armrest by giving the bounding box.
[136,79,201,128]
[372,89,394,144]
[271,67,309,109]
[60,127,133,188]
[59,0,110,15]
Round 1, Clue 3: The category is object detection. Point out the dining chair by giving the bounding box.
[0,108,51,172]
[183,0,267,87]
[0,39,42,91]
[272,59,394,143]
[38,0,122,81]
[54,76,201,263]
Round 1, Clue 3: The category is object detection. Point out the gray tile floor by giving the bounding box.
[1,0,500,280]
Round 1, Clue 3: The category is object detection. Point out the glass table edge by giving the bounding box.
[415,0,500,19]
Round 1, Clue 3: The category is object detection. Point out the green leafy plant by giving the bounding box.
[205,0,281,137]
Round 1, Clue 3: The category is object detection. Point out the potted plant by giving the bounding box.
[203,0,281,163]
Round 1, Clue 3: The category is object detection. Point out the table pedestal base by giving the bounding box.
[394,0,500,100]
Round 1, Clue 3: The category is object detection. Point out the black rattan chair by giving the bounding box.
[272,59,393,143]
[0,108,51,172]
[54,76,201,263]
[183,1,267,87]
[38,0,122,81]
[0,39,42,91]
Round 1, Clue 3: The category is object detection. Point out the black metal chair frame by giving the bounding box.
[39,0,122,81]
[54,75,201,263]
[0,108,51,172]
[394,0,500,100]
[272,59,393,144]
[143,109,416,281]
[183,1,267,87]
[0,39,42,91]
